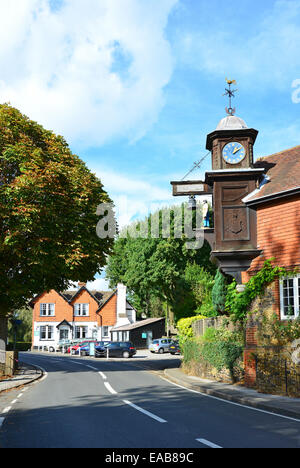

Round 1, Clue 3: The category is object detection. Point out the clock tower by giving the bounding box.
[170,80,266,283]
[205,110,264,282]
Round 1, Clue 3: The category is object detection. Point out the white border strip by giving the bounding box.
[196,438,222,449]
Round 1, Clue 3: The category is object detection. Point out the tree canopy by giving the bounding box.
[106,205,216,322]
[0,104,114,318]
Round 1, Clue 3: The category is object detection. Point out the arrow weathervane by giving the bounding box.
[224,79,238,116]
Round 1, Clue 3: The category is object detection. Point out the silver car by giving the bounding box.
[149,338,173,354]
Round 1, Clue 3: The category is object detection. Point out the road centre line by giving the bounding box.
[159,376,300,424]
[98,372,107,380]
[104,382,118,395]
[123,400,167,424]
[196,438,222,449]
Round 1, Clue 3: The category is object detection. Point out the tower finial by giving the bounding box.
[224,78,238,116]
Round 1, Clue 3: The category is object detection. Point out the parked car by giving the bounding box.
[95,341,136,359]
[75,341,107,356]
[68,341,90,354]
[169,340,181,355]
[149,338,173,354]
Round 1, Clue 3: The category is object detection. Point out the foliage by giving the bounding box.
[8,308,33,343]
[182,336,243,376]
[225,259,289,322]
[212,270,230,315]
[106,204,216,320]
[177,314,206,343]
[0,104,114,318]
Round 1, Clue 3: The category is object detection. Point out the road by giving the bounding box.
[0,352,300,448]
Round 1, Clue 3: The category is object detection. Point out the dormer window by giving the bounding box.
[74,304,89,317]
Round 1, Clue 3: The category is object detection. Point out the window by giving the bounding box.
[40,326,54,340]
[75,326,88,339]
[280,276,300,319]
[74,304,89,316]
[40,304,55,317]
[103,326,109,338]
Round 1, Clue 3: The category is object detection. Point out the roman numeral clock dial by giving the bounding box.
[222,142,246,165]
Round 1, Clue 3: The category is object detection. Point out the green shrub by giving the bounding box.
[7,342,32,352]
[177,315,206,343]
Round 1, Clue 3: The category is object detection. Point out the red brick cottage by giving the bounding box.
[30,283,137,350]
[242,145,300,386]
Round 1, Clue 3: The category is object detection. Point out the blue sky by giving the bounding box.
[1,0,300,288]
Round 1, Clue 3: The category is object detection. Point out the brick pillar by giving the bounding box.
[244,320,258,388]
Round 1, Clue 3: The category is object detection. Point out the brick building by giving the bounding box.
[30,283,137,350]
[242,145,300,387]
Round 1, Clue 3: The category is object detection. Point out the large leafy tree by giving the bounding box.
[0,104,114,347]
[106,206,216,322]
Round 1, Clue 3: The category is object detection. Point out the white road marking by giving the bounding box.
[196,438,222,449]
[85,365,98,371]
[2,406,11,414]
[104,382,118,395]
[11,400,17,405]
[98,372,107,380]
[160,376,300,424]
[123,400,167,424]
[0,417,5,428]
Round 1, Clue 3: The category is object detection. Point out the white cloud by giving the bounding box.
[86,277,110,292]
[0,0,177,146]
[94,166,177,228]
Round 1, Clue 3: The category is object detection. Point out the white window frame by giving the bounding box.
[40,325,54,341]
[40,304,55,317]
[75,326,88,339]
[280,275,300,319]
[102,326,109,338]
[74,304,89,317]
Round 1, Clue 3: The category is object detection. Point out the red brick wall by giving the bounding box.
[98,294,117,327]
[243,196,300,388]
[249,197,300,272]
[32,289,118,334]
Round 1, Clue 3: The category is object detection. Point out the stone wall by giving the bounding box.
[255,345,300,398]
[182,357,244,384]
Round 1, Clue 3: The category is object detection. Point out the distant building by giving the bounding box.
[30,283,136,350]
[111,317,166,348]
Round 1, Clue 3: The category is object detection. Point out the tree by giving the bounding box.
[106,205,216,323]
[0,104,114,348]
[212,269,230,315]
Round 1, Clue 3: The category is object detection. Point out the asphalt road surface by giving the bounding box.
[0,352,300,448]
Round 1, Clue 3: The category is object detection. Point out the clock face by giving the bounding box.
[222,142,246,165]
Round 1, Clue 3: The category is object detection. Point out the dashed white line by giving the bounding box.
[104,382,118,395]
[2,406,11,414]
[98,372,107,380]
[196,438,222,449]
[123,400,167,424]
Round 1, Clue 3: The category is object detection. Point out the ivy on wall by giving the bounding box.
[225,259,296,322]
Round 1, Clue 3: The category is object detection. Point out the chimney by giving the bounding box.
[116,283,129,326]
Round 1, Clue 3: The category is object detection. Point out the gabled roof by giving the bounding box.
[29,287,116,309]
[245,145,300,205]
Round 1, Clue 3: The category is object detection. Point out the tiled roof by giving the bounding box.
[61,289,114,305]
[246,145,300,203]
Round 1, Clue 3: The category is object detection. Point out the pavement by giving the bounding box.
[164,367,300,420]
[0,362,43,393]
[1,353,300,422]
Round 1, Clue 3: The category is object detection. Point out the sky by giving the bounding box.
[1,0,300,290]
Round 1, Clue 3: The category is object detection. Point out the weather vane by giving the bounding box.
[224,79,238,116]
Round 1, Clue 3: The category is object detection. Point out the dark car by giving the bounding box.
[95,341,136,359]
[169,340,181,355]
